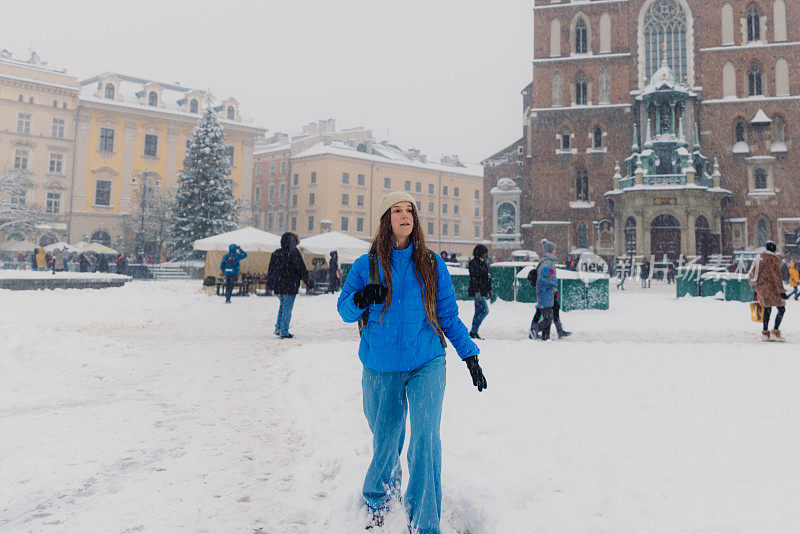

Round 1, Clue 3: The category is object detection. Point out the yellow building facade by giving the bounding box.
[71,73,265,247]
[0,52,79,244]
[290,141,485,259]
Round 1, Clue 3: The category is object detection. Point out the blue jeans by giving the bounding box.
[789,286,799,299]
[275,294,296,335]
[471,294,489,333]
[362,354,446,534]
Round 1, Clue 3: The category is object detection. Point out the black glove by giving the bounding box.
[463,356,487,392]
[353,283,388,309]
[781,292,789,299]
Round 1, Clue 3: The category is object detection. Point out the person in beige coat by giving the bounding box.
[750,241,788,342]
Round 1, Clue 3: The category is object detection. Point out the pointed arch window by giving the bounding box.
[576,72,587,105]
[576,168,589,201]
[735,120,745,143]
[104,83,115,100]
[757,218,769,246]
[643,0,688,83]
[575,18,588,54]
[552,73,563,107]
[578,222,589,248]
[748,63,762,96]
[593,126,603,149]
[771,116,786,152]
[599,68,610,103]
[746,4,760,42]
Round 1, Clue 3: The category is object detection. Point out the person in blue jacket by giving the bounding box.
[337,191,487,534]
[220,243,247,303]
[534,264,558,340]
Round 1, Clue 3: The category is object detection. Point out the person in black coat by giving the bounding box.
[96,254,109,273]
[79,252,92,273]
[266,232,314,338]
[116,253,128,275]
[640,259,650,288]
[327,250,340,293]
[468,244,492,339]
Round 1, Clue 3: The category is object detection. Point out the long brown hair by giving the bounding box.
[371,203,441,333]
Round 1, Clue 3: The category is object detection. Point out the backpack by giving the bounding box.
[527,267,538,287]
[222,254,237,276]
[357,250,446,348]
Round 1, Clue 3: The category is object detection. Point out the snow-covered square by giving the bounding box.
[2,281,799,533]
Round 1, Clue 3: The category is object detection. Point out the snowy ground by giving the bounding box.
[2,280,799,533]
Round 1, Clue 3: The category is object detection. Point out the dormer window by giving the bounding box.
[190,99,199,114]
[226,106,235,120]
[148,91,158,107]
[104,83,115,99]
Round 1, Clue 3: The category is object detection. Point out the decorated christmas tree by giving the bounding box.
[170,107,239,256]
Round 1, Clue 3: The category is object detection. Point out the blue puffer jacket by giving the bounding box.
[337,243,479,372]
[536,265,558,308]
[220,251,247,276]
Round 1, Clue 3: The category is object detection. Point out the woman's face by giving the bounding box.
[390,201,414,240]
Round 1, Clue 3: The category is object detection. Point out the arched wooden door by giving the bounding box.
[695,215,711,261]
[651,214,681,262]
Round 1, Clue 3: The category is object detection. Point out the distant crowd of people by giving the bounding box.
[2,248,130,275]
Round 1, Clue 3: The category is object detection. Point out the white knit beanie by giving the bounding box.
[378,191,416,219]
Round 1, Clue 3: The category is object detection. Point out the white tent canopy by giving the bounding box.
[44,241,78,253]
[72,241,118,254]
[298,231,370,262]
[192,227,281,252]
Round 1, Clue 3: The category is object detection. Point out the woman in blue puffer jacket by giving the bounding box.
[337,191,487,534]
[534,264,558,340]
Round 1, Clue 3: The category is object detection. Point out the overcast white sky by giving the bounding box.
[4,0,532,162]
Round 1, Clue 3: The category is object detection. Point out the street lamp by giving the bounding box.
[131,170,157,262]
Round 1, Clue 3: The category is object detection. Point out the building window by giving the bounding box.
[342,193,349,206]
[292,194,297,207]
[357,218,364,232]
[593,126,603,148]
[291,216,297,231]
[309,193,315,205]
[454,204,459,215]
[269,185,274,200]
[443,223,448,236]
[428,222,434,235]
[51,118,65,138]
[575,17,588,54]
[599,68,610,104]
[255,186,261,202]
[17,113,31,134]
[281,161,287,174]
[443,203,448,214]
[404,180,411,191]
[104,83,115,99]
[280,184,285,199]
[310,171,317,184]
[384,177,391,189]
[755,168,767,189]
[561,131,571,150]
[342,172,350,184]
[341,217,349,231]
[307,216,314,231]
[358,174,365,186]
[17,95,23,102]
[144,134,158,157]
[190,99,199,113]
[270,162,276,176]
[757,218,768,246]
[474,225,480,238]
[429,202,434,212]
[255,165,262,177]
[293,173,299,185]
[46,192,61,214]
[643,0,688,83]
[95,180,111,206]
[415,182,421,193]
[91,230,111,247]
[99,128,115,152]
[474,189,480,200]
[49,153,63,174]
[454,224,460,237]
[748,63,762,96]
[148,92,158,106]
[578,222,589,248]
[443,186,448,196]
[576,168,589,201]
[14,149,29,170]
[10,189,26,206]
[357,195,364,207]
[429,183,434,194]
[268,213,274,230]
[475,206,480,217]
[225,146,235,165]
[576,72,587,105]
[747,4,760,42]
[454,187,460,198]
[278,213,284,229]
[552,72,563,107]
[227,106,235,120]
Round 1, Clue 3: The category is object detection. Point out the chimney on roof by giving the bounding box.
[408,148,421,160]
[323,133,332,146]
[441,154,461,166]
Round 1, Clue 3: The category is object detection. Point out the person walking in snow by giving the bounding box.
[529,267,571,339]
[327,250,340,293]
[532,264,559,340]
[337,191,486,534]
[468,243,491,339]
[219,244,247,303]
[266,232,313,338]
[641,259,651,288]
[787,261,799,301]
[750,241,788,342]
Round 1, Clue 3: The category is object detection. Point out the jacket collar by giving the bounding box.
[391,241,414,262]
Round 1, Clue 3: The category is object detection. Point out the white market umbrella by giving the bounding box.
[44,241,78,253]
[298,231,370,262]
[192,227,281,252]
[73,241,118,254]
